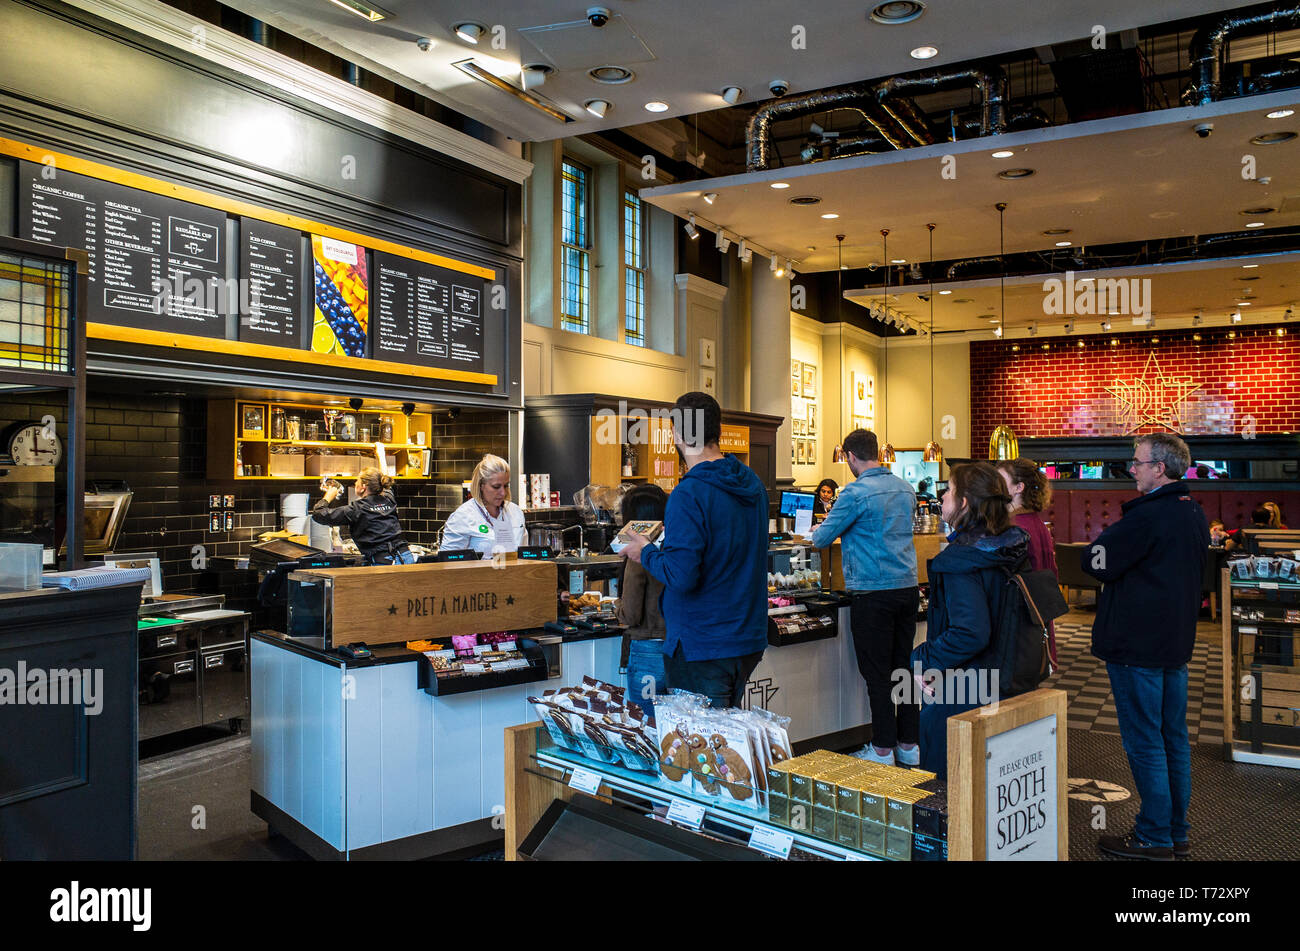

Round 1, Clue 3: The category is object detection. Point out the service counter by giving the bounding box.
[818,533,945,588]
[250,627,621,859]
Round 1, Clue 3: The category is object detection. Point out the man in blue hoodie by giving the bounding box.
[621,392,769,709]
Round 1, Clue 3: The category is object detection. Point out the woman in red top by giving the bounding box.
[996,458,1060,667]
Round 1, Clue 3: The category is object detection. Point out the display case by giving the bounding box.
[1222,566,1300,768]
[205,398,434,480]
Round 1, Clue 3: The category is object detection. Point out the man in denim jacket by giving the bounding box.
[811,429,918,765]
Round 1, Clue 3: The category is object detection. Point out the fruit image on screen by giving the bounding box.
[311,235,368,357]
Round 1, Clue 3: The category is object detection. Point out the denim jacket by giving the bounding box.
[810,466,917,591]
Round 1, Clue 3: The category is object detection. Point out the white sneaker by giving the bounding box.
[854,745,895,765]
[895,744,920,767]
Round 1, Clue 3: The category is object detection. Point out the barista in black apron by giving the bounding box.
[311,466,414,565]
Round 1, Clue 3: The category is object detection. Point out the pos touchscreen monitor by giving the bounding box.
[779,490,816,535]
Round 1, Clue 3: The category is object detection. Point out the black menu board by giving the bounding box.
[373,250,486,373]
[238,218,302,347]
[18,161,228,337]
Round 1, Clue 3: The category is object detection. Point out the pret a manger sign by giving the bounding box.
[985,714,1058,860]
[291,560,557,645]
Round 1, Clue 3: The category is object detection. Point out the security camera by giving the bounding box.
[587,6,611,27]
[1193,122,1214,139]
[415,37,433,52]
[448,407,462,420]
[769,79,790,98]
[348,397,364,412]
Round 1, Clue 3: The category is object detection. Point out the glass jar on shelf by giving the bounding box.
[271,407,286,440]
[378,415,394,443]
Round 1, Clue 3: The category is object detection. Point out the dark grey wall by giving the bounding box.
[0,0,524,408]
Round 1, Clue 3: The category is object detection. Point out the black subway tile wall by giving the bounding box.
[0,393,510,591]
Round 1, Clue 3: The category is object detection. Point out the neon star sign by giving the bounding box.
[1104,352,1201,434]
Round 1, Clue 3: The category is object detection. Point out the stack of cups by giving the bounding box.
[281,493,310,537]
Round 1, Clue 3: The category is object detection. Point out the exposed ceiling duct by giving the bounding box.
[746,64,1010,171]
[1183,2,1300,105]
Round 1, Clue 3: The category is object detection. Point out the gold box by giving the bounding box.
[835,812,861,850]
[788,770,815,803]
[859,820,887,858]
[886,825,913,861]
[885,785,933,832]
[767,794,790,828]
[859,788,887,824]
[812,805,838,841]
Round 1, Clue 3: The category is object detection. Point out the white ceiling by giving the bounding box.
[844,253,1300,334]
[641,89,1300,270]
[218,0,1247,142]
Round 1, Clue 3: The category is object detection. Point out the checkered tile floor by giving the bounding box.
[1047,610,1224,745]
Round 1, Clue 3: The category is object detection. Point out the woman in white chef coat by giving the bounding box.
[440,454,528,558]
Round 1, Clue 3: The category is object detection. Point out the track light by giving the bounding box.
[585,99,611,118]
[1028,323,1037,337]
[521,64,551,91]
[1285,307,1294,321]
[703,192,717,205]
[453,22,486,43]
[721,86,742,105]
[1192,312,1202,327]
[1100,320,1111,331]
[737,239,751,263]
[993,325,1003,338]
[684,213,698,240]
[770,254,779,273]
[1064,321,1074,334]
[715,230,731,253]
[1232,310,1242,323]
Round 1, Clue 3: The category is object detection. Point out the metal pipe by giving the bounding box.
[745,82,917,170]
[808,132,892,162]
[875,64,1009,141]
[1184,3,1300,105]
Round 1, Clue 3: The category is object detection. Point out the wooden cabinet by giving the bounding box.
[525,394,783,500]
[206,399,432,481]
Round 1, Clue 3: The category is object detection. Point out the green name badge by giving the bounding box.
[478,524,489,533]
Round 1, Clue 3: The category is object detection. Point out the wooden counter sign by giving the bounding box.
[290,560,557,645]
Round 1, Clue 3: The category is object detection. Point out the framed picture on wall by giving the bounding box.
[791,376,801,397]
[700,369,717,396]
[700,338,716,368]
[791,397,806,420]
[807,403,816,434]
[801,364,816,398]
[794,419,805,435]
[866,397,874,417]
[796,439,807,465]
[791,359,801,380]
[807,439,816,462]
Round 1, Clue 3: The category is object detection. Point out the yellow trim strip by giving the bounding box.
[0,136,497,280]
[88,323,498,385]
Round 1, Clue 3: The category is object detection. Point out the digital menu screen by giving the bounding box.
[18,160,228,337]
[372,250,486,374]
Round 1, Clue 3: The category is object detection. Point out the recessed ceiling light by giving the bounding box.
[821,213,840,219]
[770,182,790,189]
[998,168,1035,180]
[1241,207,1275,215]
[1246,222,1266,228]
[1042,228,1071,236]
[585,99,611,118]
[1242,263,1259,268]
[1055,241,1072,247]
[721,86,743,105]
[1251,131,1297,145]
[939,290,952,295]
[588,65,634,84]
[1077,277,1094,283]
[806,245,816,251]
[789,195,822,205]
[841,265,848,270]
[910,46,939,59]
[329,0,392,20]
[453,21,486,43]
[953,298,973,304]
[869,1,926,24]
[1267,109,1295,119]
[1238,301,1252,306]
[644,100,669,112]
[991,150,1015,159]
[891,258,906,264]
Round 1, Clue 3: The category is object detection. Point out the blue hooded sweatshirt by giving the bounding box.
[640,454,769,662]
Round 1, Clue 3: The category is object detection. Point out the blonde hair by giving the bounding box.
[357,466,394,496]
[470,454,512,508]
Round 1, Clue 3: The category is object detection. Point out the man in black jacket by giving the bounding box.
[1082,432,1209,861]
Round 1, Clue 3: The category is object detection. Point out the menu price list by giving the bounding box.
[18,161,228,338]
[238,219,302,347]
[373,251,485,374]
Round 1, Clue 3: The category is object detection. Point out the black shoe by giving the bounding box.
[1174,840,1190,858]
[1098,832,1174,861]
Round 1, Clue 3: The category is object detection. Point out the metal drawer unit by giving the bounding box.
[139,650,201,741]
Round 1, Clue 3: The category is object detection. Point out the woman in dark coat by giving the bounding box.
[616,485,668,719]
[911,462,1029,778]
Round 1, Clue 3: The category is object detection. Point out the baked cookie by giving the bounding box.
[659,725,691,781]
[709,733,754,801]
[687,733,721,795]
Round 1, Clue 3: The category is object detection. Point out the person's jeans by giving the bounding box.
[850,587,921,749]
[1106,662,1192,848]
[664,644,764,709]
[364,547,416,566]
[625,639,667,720]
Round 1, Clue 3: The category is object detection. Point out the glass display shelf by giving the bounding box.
[527,727,886,862]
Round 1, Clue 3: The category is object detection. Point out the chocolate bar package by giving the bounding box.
[913,780,949,840]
